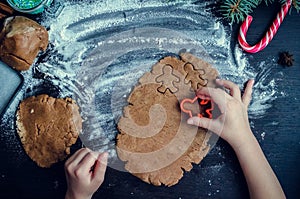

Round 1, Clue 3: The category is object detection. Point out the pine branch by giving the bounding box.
[220,0,300,23]
[280,0,300,11]
[220,0,260,23]
[260,0,275,5]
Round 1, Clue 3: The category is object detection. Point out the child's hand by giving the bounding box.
[187,79,285,198]
[65,148,108,199]
[187,79,255,149]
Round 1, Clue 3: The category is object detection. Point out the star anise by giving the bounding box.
[278,51,294,67]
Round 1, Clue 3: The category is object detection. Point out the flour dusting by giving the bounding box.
[0,0,283,171]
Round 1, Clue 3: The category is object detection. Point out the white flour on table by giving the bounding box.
[0,0,284,171]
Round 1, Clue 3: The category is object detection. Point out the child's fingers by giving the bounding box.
[77,152,99,175]
[196,93,211,100]
[93,152,108,183]
[216,79,241,101]
[187,117,222,136]
[242,79,254,108]
[65,148,90,167]
[196,87,227,113]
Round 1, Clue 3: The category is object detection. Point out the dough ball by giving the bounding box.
[0,16,48,71]
[16,94,82,168]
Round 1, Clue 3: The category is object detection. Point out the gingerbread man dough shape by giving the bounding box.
[155,64,180,94]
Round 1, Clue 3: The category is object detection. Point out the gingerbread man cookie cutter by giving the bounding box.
[180,96,214,119]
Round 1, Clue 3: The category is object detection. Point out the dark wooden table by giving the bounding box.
[0,1,299,199]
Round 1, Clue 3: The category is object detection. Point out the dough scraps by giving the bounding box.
[117,53,219,186]
[0,16,48,71]
[16,94,82,168]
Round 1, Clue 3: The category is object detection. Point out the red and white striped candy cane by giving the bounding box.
[238,0,292,53]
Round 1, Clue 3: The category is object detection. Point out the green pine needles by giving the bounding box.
[281,0,300,10]
[220,0,259,23]
[220,0,300,24]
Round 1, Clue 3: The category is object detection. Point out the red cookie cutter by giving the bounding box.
[180,96,214,119]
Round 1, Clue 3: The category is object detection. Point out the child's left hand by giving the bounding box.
[64,148,108,199]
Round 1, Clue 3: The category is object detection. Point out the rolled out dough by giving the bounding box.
[117,53,219,186]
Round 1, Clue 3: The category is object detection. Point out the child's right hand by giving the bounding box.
[187,79,255,150]
[188,79,285,199]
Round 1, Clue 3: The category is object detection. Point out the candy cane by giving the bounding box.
[238,0,292,53]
